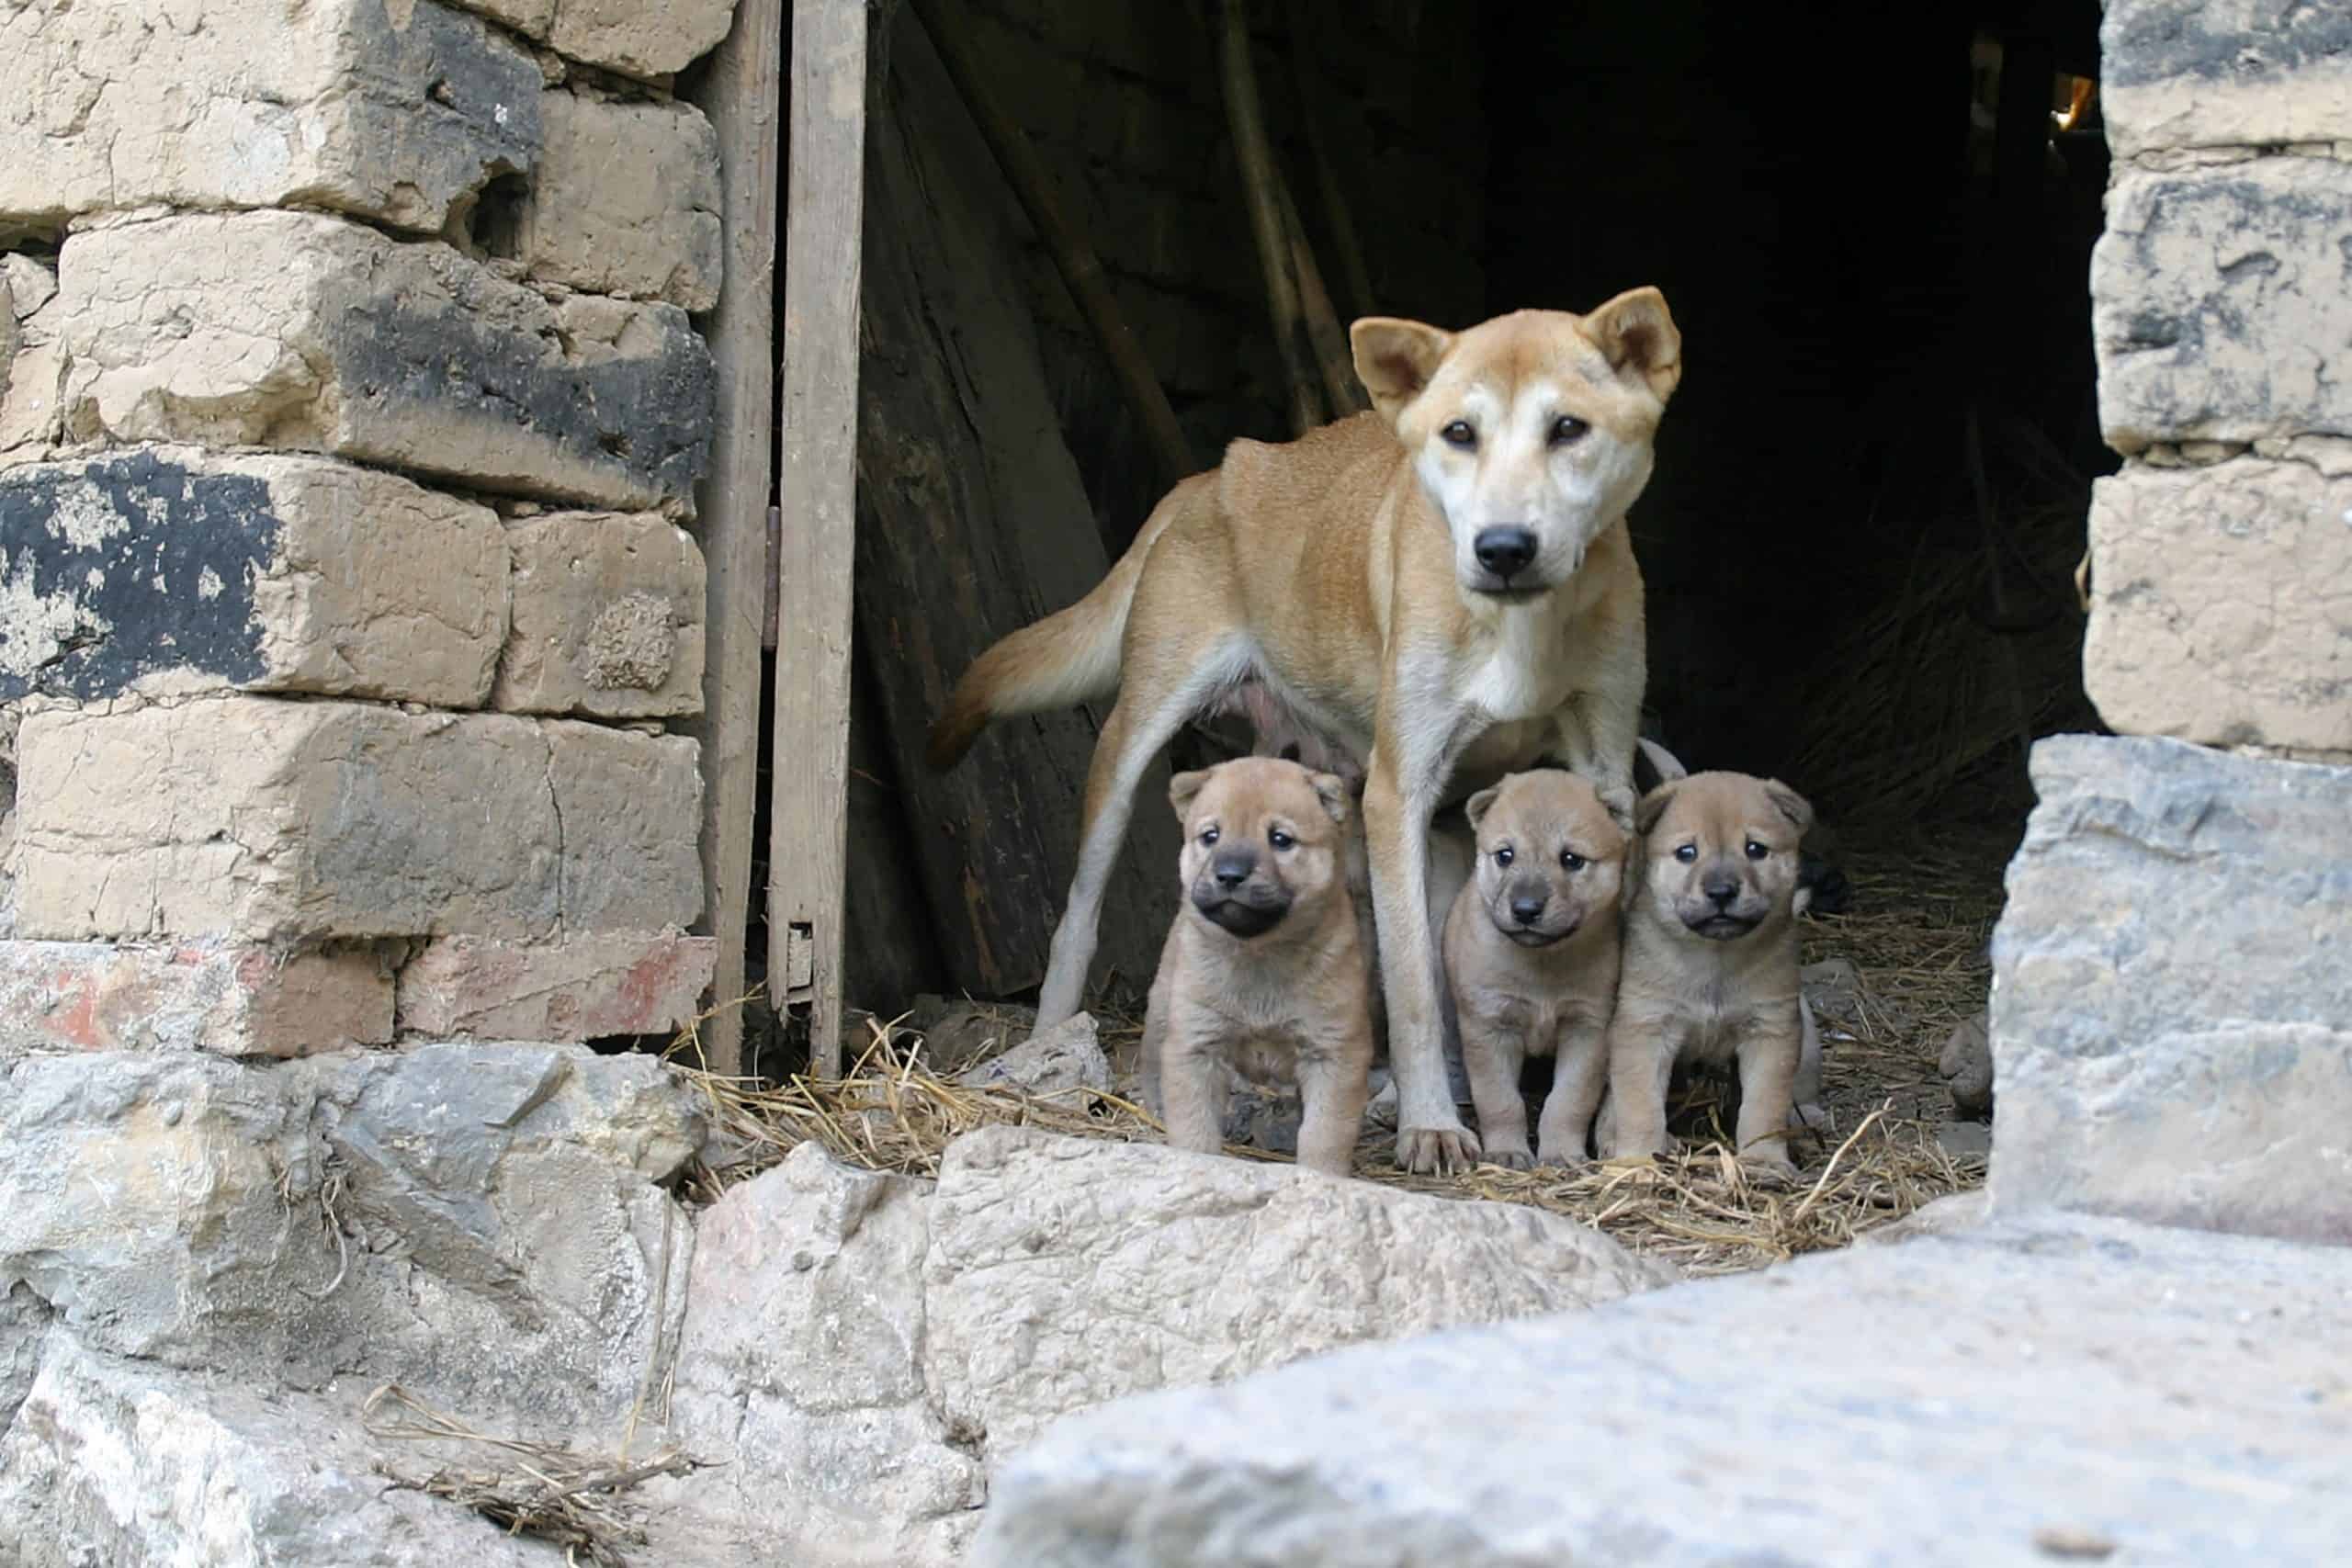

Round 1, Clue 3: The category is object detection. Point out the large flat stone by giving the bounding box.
[0,1043,702,1445]
[972,1211,2352,1567]
[0,940,392,1058]
[2094,161,2352,453]
[445,0,736,80]
[55,211,714,512]
[2101,0,2352,159]
[0,0,538,241]
[396,931,715,1040]
[494,512,707,717]
[0,448,509,708]
[523,91,724,310]
[0,1336,564,1568]
[11,697,701,942]
[1989,736,2352,1244]
[2085,457,2352,751]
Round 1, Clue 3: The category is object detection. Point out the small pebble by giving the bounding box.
[2032,1526,2117,1560]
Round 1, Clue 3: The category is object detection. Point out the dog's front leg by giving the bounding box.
[1158,1023,1228,1160]
[1363,746,1480,1175]
[1557,675,1645,831]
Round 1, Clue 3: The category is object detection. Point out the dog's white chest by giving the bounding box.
[1461,614,1575,722]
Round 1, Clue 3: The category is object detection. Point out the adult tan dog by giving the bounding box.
[930,292,1682,1173]
[1443,771,1628,1169]
[1137,757,1374,1179]
[1602,771,1814,1178]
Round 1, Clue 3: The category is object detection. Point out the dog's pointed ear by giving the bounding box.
[1351,317,1453,423]
[1463,785,1501,832]
[1169,770,1209,822]
[1762,778,1815,834]
[1308,771,1351,827]
[1633,780,1680,837]
[1585,286,1681,404]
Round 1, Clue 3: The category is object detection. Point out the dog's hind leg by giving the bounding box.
[1036,632,1250,1028]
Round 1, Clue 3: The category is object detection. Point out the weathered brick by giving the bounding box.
[0,0,539,240]
[0,941,392,1058]
[2102,0,2352,159]
[2093,161,2352,453]
[494,513,706,718]
[520,92,724,311]
[396,931,715,1040]
[1989,737,2352,1245]
[55,211,714,513]
[2085,457,2352,752]
[443,0,735,79]
[0,448,507,708]
[11,698,701,942]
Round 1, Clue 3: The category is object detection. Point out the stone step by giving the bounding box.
[973,1210,2352,1567]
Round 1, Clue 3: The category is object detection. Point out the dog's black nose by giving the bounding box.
[1702,872,1740,907]
[1510,892,1547,925]
[1473,525,1537,581]
[1212,851,1257,889]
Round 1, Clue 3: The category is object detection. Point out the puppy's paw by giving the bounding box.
[1482,1140,1534,1172]
[1536,1148,1593,1171]
[1598,782,1638,833]
[1397,1122,1482,1176]
[1740,1156,1800,1190]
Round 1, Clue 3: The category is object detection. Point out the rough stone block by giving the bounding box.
[397,931,715,1040]
[1989,736,2352,1244]
[0,1337,560,1568]
[971,1212,2352,1567]
[0,448,508,707]
[524,92,723,310]
[444,0,736,79]
[2094,161,2352,453]
[0,940,392,1058]
[0,1043,703,1443]
[11,698,702,942]
[2101,0,2352,159]
[494,513,706,717]
[2085,458,2352,751]
[0,254,62,459]
[0,0,539,240]
[55,211,714,512]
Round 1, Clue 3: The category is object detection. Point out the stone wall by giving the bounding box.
[0,0,729,1054]
[1989,0,2352,1244]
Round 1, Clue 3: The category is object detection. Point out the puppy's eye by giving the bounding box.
[1745,840,1769,861]
[1673,843,1698,863]
[1269,826,1295,850]
[1493,845,1514,867]
[1199,827,1219,846]
[1549,415,1589,446]
[1560,850,1586,872]
[1440,420,1476,449]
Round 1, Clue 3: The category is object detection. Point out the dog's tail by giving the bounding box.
[926,499,1179,772]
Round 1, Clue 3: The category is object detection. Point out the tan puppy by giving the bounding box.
[1603,772,1814,1177]
[1137,757,1374,1179]
[1443,771,1627,1169]
[931,295,1683,1174]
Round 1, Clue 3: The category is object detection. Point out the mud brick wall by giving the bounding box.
[1989,0,2352,1245]
[0,0,733,1057]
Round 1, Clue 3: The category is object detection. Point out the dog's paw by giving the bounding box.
[1397,1122,1482,1176]
[1598,782,1638,833]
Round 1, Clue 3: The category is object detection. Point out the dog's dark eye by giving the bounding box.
[1199,827,1219,846]
[1560,850,1586,872]
[1745,839,1769,861]
[1673,843,1698,863]
[1441,420,1476,449]
[1493,845,1514,867]
[1549,415,1589,446]
[1269,826,1295,850]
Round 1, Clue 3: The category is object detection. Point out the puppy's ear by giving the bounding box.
[1351,317,1453,423]
[1635,735,1690,786]
[1762,778,1815,834]
[1633,780,1680,837]
[1169,770,1210,822]
[1463,785,1501,832]
[1307,771,1351,826]
[1584,286,1682,405]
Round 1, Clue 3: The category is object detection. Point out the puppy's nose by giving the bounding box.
[1702,872,1740,907]
[1473,525,1537,581]
[1510,891,1547,925]
[1212,850,1258,889]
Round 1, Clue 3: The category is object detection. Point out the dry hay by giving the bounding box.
[364,1386,700,1568]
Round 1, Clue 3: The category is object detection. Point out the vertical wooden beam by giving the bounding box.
[772,0,867,1079]
[685,0,784,1079]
